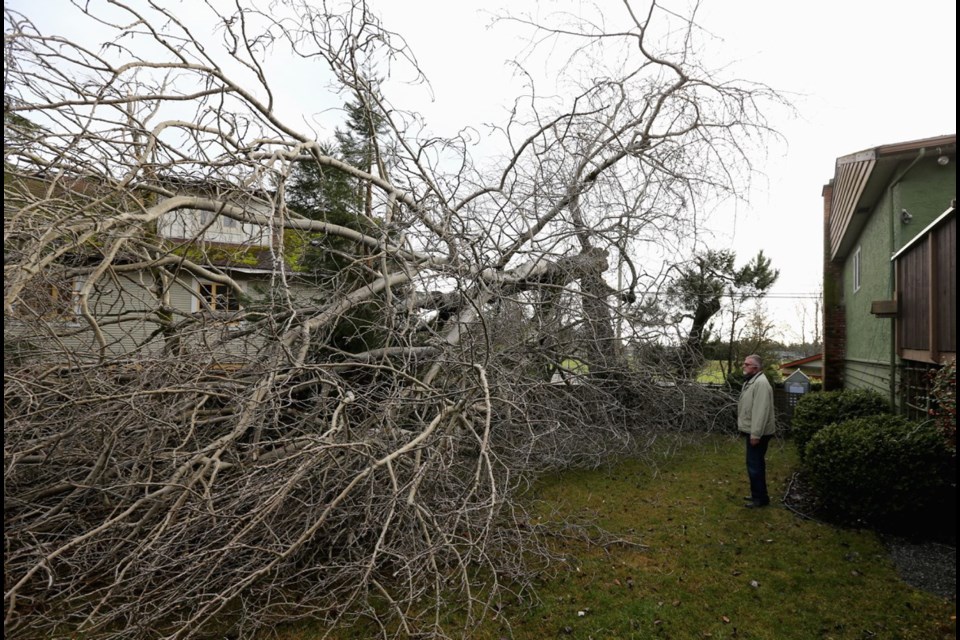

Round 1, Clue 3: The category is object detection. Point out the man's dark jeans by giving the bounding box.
[745,434,773,504]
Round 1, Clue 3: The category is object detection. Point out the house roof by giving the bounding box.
[780,353,823,369]
[167,231,314,274]
[8,171,319,274]
[827,133,956,261]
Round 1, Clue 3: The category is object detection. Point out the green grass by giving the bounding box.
[274,435,956,639]
[697,360,729,384]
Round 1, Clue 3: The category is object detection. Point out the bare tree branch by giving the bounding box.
[4,1,779,637]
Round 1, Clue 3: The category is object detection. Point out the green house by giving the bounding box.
[822,134,956,412]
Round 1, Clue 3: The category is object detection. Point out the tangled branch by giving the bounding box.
[4,1,773,637]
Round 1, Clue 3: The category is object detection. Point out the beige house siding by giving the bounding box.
[7,271,320,365]
[842,357,890,397]
[6,187,327,365]
[9,272,163,362]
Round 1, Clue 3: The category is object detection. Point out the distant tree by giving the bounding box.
[735,249,779,295]
[287,141,358,220]
[740,302,781,378]
[667,249,731,374]
[792,286,823,355]
[287,90,389,257]
[287,140,373,274]
[286,86,390,232]
[720,250,779,379]
[669,249,779,377]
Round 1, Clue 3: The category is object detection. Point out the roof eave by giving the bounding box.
[829,134,957,261]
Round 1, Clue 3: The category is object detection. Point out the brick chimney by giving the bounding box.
[821,180,845,390]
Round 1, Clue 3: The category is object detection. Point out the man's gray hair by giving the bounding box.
[745,354,763,368]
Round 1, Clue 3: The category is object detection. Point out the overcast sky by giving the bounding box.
[10,0,956,344]
[373,0,956,343]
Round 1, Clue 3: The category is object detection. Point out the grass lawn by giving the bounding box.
[274,434,956,639]
[697,361,729,384]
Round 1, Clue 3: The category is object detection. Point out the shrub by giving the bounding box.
[926,362,956,456]
[792,389,889,460]
[804,415,951,523]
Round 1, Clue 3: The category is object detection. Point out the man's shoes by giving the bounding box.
[743,500,769,509]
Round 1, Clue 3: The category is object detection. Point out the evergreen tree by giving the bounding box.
[334,96,388,221]
[669,249,779,377]
[284,92,392,354]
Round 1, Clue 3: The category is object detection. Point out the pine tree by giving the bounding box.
[669,249,779,377]
[285,93,391,353]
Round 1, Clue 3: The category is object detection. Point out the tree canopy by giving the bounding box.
[668,249,780,376]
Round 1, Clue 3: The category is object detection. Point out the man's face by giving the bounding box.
[742,359,760,375]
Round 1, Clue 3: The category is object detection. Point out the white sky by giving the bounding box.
[9,0,956,344]
[373,0,957,344]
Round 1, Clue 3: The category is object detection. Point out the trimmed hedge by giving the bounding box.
[792,389,889,460]
[804,415,951,523]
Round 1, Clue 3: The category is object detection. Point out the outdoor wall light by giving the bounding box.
[900,208,913,224]
[937,154,950,166]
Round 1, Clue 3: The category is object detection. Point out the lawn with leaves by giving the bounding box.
[276,435,956,640]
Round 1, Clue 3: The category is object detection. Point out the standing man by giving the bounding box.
[738,354,776,508]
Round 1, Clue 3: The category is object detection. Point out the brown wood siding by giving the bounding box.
[936,215,956,352]
[898,241,929,351]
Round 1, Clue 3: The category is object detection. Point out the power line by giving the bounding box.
[663,292,822,300]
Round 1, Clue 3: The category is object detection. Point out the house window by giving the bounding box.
[14,276,82,322]
[852,245,862,293]
[198,282,241,312]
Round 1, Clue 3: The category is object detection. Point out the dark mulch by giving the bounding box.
[781,472,957,600]
[880,535,956,599]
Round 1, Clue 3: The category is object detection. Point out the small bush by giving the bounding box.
[792,389,889,460]
[926,362,956,456]
[804,415,951,523]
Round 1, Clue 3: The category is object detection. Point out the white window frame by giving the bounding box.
[64,276,85,326]
[194,279,243,314]
[852,245,862,293]
[15,276,84,324]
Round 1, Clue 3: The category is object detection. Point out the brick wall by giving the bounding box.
[822,181,846,390]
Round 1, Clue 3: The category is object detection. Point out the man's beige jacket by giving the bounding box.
[737,373,777,438]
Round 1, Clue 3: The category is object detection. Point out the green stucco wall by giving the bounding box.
[891,159,957,252]
[842,186,893,396]
[841,154,956,399]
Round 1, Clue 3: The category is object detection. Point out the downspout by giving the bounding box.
[886,148,926,411]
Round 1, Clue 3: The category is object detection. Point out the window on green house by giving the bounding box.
[853,245,862,293]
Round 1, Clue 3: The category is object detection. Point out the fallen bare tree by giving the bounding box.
[4,1,773,637]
